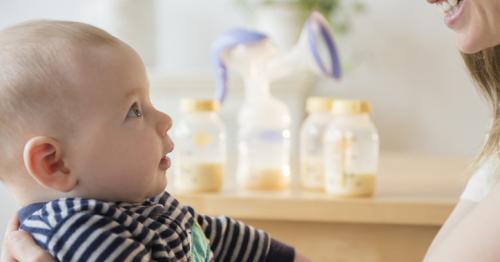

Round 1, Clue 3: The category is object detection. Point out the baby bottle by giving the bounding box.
[299,97,334,191]
[236,78,292,192]
[324,100,379,197]
[174,99,226,193]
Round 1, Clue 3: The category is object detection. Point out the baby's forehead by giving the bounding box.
[74,44,145,87]
[64,44,148,108]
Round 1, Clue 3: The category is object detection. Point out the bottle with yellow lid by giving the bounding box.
[299,97,334,191]
[324,99,379,197]
[174,99,226,193]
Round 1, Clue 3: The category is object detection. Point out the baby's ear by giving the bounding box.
[23,136,76,192]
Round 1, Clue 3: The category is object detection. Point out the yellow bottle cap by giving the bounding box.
[181,99,220,112]
[331,100,372,115]
[306,97,334,113]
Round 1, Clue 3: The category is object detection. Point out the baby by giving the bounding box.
[0,20,302,261]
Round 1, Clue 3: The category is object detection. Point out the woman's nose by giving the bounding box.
[156,111,173,137]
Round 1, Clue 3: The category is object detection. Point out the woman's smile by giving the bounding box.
[431,0,466,28]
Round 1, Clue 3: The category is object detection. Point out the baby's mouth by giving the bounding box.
[159,142,174,170]
[159,155,171,171]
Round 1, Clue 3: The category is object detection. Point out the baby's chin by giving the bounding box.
[148,176,167,197]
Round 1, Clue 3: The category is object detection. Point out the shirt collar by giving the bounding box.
[18,202,46,223]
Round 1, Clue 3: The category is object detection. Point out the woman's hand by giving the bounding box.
[1,215,53,262]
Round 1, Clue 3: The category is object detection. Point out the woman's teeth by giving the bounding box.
[438,0,461,14]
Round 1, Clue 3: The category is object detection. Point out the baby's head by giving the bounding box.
[0,20,173,205]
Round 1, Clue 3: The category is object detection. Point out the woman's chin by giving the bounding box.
[456,30,497,54]
[457,37,483,54]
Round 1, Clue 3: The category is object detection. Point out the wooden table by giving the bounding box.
[174,154,473,262]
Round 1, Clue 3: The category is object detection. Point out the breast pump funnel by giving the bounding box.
[210,11,341,191]
[211,11,341,103]
[267,11,342,82]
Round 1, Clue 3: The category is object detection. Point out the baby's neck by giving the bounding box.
[6,177,72,207]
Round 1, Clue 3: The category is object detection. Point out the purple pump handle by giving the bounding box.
[211,29,268,103]
[306,11,342,79]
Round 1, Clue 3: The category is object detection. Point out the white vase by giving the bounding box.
[252,3,305,50]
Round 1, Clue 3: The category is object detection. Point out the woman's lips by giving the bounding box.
[443,0,466,29]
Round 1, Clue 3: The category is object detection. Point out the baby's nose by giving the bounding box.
[157,112,173,137]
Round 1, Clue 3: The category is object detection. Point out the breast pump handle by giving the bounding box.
[304,11,342,79]
[210,29,269,103]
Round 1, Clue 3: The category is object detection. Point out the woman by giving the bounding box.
[423,0,500,261]
[2,0,500,261]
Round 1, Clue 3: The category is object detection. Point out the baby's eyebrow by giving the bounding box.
[125,88,143,101]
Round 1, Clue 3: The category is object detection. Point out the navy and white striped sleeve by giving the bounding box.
[192,212,295,262]
[45,212,150,262]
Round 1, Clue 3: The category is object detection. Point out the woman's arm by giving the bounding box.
[424,199,477,259]
[425,182,500,261]
[1,214,53,262]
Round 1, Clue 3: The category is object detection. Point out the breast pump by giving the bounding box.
[211,11,342,191]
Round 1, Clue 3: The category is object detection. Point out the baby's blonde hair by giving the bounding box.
[0,20,122,176]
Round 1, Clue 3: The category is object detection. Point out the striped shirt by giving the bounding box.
[18,191,294,262]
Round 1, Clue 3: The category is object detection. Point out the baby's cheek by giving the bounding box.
[101,134,160,199]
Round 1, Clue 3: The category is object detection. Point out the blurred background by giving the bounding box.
[0,1,489,260]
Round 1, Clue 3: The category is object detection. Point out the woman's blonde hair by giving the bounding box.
[462,45,500,164]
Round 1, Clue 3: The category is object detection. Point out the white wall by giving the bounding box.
[0,0,490,244]
[315,1,489,155]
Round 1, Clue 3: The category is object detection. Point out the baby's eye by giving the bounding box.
[127,103,143,118]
